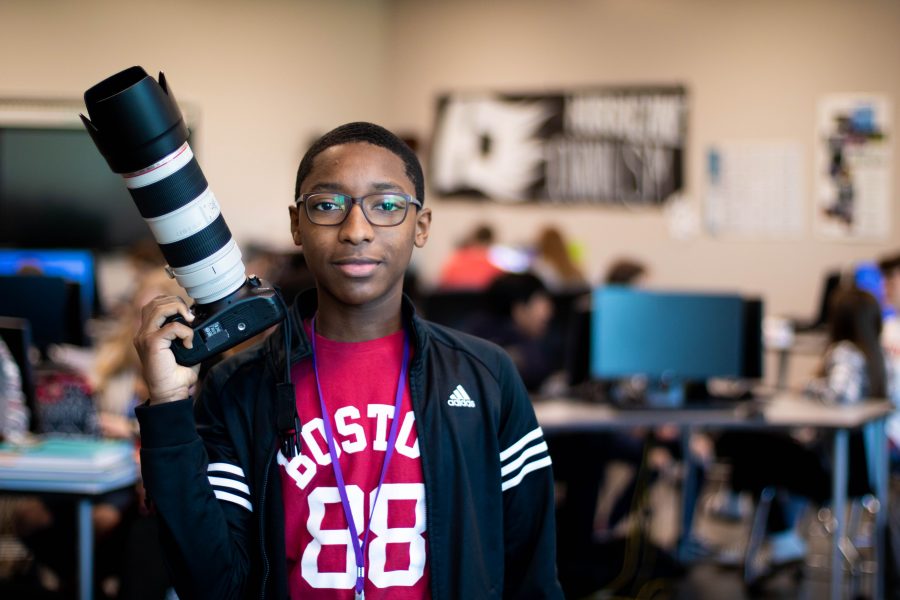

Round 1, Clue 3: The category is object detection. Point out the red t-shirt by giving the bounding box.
[278,324,430,599]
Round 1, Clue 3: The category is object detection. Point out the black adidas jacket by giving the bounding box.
[136,290,563,599]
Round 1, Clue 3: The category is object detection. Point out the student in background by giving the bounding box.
[604,258,648,287]
[467,272,560,392]
[806,286,895,405]
[722,286,896,575]
[530,226,587,293]
[878,252,900,464]
[437,223,505,290]
[0,337,28,442]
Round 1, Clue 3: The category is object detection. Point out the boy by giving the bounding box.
[133,122,562,599]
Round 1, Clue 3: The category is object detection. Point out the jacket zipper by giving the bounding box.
[408,354,439,600]
[259,445,276,599]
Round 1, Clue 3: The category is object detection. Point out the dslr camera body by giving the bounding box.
[81,67,285,365]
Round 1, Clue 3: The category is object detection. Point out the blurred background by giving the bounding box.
[2,1,900,598]
[1,0,897,318]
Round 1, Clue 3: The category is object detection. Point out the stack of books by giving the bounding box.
[0,436,137,487]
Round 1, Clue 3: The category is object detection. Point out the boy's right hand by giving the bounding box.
[133,295,200,405]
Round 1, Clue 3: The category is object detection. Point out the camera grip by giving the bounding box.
[159,282,285,366]
[162,313,205,365]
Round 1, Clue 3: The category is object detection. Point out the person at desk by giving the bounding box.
[467,272,560,391]
[877,252,900,466]
[436,223,505,290]
[0,337,28,443]
[529,226,588,293]
[133,122,563,599]
[722,286,898,574]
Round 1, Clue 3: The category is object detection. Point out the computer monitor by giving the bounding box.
[0,248,98,322]
[855,260,895,318]
[421,290,492,331]
[565,296,763,389]
[591,287,746,406]
[742,298,764,381]
[0,127,152,250]
[0,316,38,433]
[0,275,85,352]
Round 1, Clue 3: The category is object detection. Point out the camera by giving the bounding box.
[81,66,285,365]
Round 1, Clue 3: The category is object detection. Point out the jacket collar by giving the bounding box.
[266,288,428,382]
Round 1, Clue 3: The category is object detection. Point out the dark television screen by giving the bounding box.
[0,127,152,250]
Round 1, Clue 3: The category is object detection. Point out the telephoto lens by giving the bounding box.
[81,66,285,365]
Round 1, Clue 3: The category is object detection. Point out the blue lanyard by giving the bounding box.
[310,316,410,600]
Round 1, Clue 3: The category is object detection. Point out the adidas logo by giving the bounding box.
[447,384,475,408]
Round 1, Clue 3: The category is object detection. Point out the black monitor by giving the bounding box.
[742,298,764,381]
[421,290,491,331]
[795,270,842,332]
[0,248,98,321]
[0,127,152,250]
[0,275,85,352]
[590,287,747,406]
[565,295,763,389]
[0,316,38,433]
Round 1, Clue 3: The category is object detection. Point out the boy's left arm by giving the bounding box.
[497,356,564,599]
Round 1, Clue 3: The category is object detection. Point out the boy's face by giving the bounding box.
[289,142,431,310]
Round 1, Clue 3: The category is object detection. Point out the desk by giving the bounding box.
[534,394,893,600]
[0,465,138,600]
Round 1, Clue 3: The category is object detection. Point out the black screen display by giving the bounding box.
[0,127,151,249]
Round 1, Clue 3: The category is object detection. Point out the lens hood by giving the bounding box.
[81,66,189,174]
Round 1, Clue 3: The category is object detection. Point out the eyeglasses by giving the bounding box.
[295,192,422,227]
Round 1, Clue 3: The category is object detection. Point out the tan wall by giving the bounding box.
[1,0,899,318]
[0,0,389,250]
[385,0,900,317]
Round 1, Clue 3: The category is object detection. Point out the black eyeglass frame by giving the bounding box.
[295,192,423,227]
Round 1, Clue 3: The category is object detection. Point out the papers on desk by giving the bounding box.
[0,436,136,483]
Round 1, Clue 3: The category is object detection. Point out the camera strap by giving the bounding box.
[277,383,301,457]
[277,302,302,457]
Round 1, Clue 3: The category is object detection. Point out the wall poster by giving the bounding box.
[705,141,805,238]
[815,94,892,240]
[429,87,687,205]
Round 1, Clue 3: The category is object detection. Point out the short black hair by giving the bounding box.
[294,122,425,204]
[605,258,646,286]
[877,252,900,275]
[487,273,548,317]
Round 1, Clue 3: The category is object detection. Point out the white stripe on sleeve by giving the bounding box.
[501,456,553,492]
[499,426,544,462]
[208,476,251,495]
[500,442,549,477]
[208,462,246,478]
[214,490,253,512]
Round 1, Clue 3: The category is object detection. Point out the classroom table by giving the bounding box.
[534,393,894,600]
[0,464,138,600]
